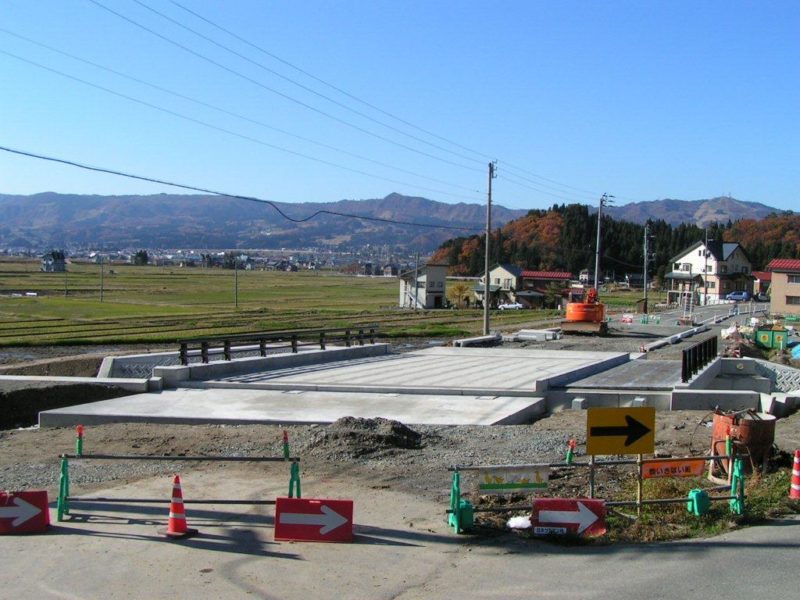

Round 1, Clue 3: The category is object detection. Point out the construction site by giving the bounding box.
[2,301,800,599]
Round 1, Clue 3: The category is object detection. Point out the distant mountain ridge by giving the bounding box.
[0,192,527,251]
[603,196,782,226]
[0,192,784,251]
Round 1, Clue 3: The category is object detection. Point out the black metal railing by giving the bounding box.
[177,326,379,366]
[681,335,718,383]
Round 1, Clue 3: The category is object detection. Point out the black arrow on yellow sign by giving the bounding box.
[590,415,651,447]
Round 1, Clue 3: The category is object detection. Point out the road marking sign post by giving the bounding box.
[0,491,50,534]
[531,498,606,537]
[275,497,353,542]
[587,407,655,455]
[477,465,549,494]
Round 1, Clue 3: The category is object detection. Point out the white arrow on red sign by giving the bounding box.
[278,504,348,535]
[0,496,41,527]
[538,501,598,534]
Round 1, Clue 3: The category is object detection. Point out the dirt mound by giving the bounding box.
[302,417,422,459]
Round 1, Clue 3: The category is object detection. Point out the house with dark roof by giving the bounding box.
[664,241,752,305]
[399,263,447,309]
[766,259,800,316]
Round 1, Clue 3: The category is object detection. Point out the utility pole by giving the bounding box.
[483,161,497,335]
[703,228,710,306]
[99,255,104,303]
[63,255,68,298]
[234,257,239,308]
[643,225,649,314]
[594,193,614,290]
[413,251,420,311]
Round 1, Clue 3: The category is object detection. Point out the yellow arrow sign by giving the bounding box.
[586,407,655,455]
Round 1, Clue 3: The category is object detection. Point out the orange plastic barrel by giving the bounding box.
[564,302,606,323]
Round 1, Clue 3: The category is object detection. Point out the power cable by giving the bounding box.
[169,0,493,162]
[0,49,478,202]
[0,145,484,232]
[133,0,485,167]
[87,0,478,172]
[0,28,479,196]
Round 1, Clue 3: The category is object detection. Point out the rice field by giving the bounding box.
[0,260,554,346]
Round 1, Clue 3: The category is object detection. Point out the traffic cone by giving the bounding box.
[159,475,198,538]
[791,450,800,500]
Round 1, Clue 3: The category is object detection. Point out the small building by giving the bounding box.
[664,241,752,305]
[752,271,771,297]
[41,251,66,273]
[765,258,800,316]
[399,263,447,309]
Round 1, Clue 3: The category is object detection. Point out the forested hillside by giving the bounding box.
[430,204,800,281]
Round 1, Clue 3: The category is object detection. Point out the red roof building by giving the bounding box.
[765,259,800,316]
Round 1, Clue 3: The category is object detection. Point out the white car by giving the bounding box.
[498,302,523,310]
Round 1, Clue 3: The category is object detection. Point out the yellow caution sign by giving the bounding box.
[586,407,655,455]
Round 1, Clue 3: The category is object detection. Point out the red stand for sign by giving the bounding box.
[531,498,606,537]
[0,490,50,534]
[274,497,353,543]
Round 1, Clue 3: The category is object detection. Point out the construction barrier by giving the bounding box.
[446,454,745,534]
[57,427,301,522]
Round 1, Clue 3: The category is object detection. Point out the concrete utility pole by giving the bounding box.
[483,161,497,335]
[643,225,649,314]
[413,251,419,311]
[99,255,104,303]
[234,257,239,308]
[703,228,710,306]
[594,193,614,290]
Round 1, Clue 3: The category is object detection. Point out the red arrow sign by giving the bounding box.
[531,498,606,537]
[0,491,50,534]
[275,497,353,542]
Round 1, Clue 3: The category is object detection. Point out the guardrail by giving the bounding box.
[681,335,718,383]
[177,326,379,366]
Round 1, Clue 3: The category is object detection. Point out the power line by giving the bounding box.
[0,145,484,232]
[499,172,589,204]
[0,49,478,202]
[0,28,480,196]
[169,0,492,162]
[87,0,478,173]
[133,0,485,168]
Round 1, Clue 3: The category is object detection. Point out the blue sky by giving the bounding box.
[1,0,798,211]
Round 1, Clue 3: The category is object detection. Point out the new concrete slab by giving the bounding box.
[39,387,546,427]
[206,347,630,394]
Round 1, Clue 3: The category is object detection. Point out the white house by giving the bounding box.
[664,241,752,305]
[399,263,448,309]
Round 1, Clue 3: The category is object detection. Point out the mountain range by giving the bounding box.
[0,192,785,252]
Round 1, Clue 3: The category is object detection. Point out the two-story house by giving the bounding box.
[398,263,447,309]
[766,259,800,316]
[478,264,573,308]
[665,241,752,305]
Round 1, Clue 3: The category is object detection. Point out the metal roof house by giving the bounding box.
[766,258,800,316]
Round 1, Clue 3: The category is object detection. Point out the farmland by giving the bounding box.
[0,260,566,346]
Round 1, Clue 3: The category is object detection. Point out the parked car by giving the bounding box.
[725,291,750,302]
[498,302,523,310]
[755,293,769,302]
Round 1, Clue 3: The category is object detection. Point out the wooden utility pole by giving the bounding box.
[413,251,420,311]
[642,225,648,314]
[483,161,497,335]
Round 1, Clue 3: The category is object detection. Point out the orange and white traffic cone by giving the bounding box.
[791,450,800,500]
[159,475,198,538]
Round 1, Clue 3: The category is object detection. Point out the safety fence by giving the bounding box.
[681,336,718,383]
[446,454,745,534]
[178,326,379,365]
[57,427,300,522]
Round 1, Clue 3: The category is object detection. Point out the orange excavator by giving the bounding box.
[561,287,608,335]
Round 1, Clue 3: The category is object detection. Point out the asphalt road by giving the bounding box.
[2,467,797,600]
